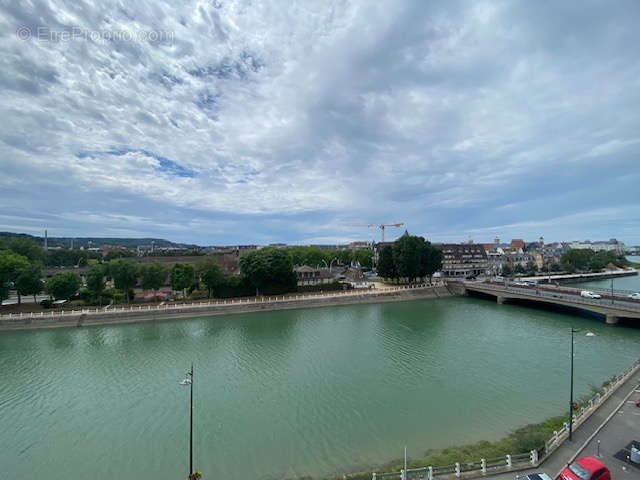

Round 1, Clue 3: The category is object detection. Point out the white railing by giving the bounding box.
[0,282,445,323]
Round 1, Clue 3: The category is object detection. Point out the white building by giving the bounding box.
[569,239,625,255]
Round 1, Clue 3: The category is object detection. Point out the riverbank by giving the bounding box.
[0,283,451,331]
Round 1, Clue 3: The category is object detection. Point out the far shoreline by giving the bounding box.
[0,284,452,332]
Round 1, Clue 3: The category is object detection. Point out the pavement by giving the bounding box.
[490,367,640,480]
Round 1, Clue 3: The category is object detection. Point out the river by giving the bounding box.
[1,294,639,479]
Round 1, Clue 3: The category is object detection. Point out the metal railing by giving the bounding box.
[466,283,640,312]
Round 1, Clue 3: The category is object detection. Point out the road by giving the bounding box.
[469,281,640,312]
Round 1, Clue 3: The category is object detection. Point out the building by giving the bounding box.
[438,243,488,278]
[569,239,625,255]
[294,265,334,286]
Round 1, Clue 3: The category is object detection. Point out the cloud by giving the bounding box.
[0,0,639,245]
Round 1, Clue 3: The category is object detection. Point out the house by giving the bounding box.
[294,265,334,286]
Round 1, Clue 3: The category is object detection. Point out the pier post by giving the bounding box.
[605,314,618,325]
[497,296,505,304]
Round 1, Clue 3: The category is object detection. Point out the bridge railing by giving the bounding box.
[469,283,640,312]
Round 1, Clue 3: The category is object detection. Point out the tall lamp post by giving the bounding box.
[569,328,577,441]
[569,329,595,441]
[180,364,194,477]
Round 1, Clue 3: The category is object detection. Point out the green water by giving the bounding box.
[1,296,639,479]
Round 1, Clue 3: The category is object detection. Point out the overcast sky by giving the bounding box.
[1,1,638,246]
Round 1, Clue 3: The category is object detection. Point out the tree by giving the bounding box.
[501,264,513,276]
[171,263,195,298]
[45,272,81,300]
[8,237,45,264]
[514,264,526,274]
[352,249,373,269]
[561,249,593,272]
[0,250,30,301]
[108,259,139,303]
[197,258,224,298]
[423,243,443,283]
[140,263,168,292]
[15,263,43,304]
[391,235,440,283]
[239,248,296,295]
[377,246,396,281]
[86,264,106,305]
[336,249,353,266]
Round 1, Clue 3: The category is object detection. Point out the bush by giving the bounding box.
[189,288,209,300]
[69,300,85,307]
[40,299,52,309]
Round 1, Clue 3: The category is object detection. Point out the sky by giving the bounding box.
[0,1,639,247]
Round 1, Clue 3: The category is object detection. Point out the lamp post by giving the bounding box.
[180,364,194,477]
[611,278,614,305]
[569,330,596,441]
[569,328,577,441]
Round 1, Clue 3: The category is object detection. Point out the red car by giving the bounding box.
[558,457,610,480]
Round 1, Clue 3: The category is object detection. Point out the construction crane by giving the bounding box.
[348,223,404,243]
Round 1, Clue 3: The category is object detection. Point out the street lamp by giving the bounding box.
[611,278,614,305]
[568,329,595,441]
[180,364,195,478]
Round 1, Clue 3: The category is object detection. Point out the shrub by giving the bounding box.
[40,299,52,309]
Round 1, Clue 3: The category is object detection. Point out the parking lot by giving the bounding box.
[577,387,640,478]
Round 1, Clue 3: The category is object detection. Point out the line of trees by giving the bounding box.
[287,246,373,269]
[560,249,627,273]
[377,235,443,283]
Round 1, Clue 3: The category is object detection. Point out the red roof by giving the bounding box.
[510,239,525,249]
[480,243,496,251]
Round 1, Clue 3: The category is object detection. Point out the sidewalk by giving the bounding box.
[490,368,640,480]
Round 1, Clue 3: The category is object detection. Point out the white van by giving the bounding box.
[580,290,601,299]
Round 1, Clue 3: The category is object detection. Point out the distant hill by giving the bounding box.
[0,232,197,249]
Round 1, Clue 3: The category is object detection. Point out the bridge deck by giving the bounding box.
[462,281,640,321]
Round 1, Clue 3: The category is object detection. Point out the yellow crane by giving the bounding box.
[349,222,404,243]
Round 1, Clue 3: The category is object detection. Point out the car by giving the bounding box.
[580,290,601,299]
[558,456,610,480]
[628,292,640,300]
[517,473,552,480]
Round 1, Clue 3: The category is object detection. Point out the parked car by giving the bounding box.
[558,456,610,480]
[580,290,601,299]
[628,292,640,300]
[517,473,552,480]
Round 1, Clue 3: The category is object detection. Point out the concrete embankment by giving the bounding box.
[0,285,451,331]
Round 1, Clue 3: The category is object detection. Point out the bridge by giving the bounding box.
[455,281,640,324]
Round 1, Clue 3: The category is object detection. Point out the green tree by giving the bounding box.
[239,248,296,295]
[352,249,373,269]
[501,264,513,276]
[377,246,396,281]
[171,263,195,298]
[140,263,168,292]
[108,259,139,303]
[8,237,45,264]
[197,258,224,298]
[0,250,30,301]
[15,263,43,304]
[392,235,439,283]
[561,249,593,272]
[336,249,352,266]
[86,264,106,305]
[45,272,81,300]
[514,264,526,274]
